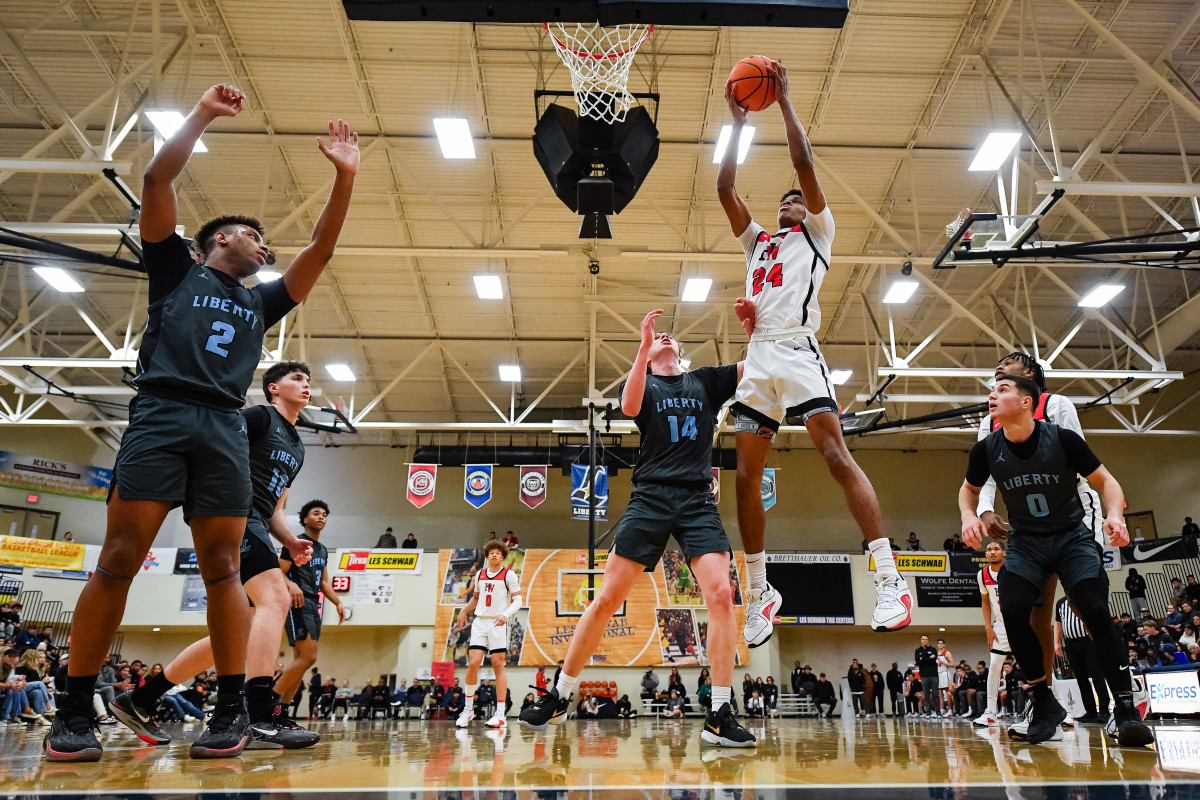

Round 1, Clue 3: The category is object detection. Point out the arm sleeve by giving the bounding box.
[142,233,196,304]
[1057,428,1102,476]
[241,405,272,441]
[736,221,765,257]
[965,440,991,488]
[256,280,299,330]
[1047,394,1084,436]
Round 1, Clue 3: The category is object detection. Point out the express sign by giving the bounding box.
[1145,669,1200,715]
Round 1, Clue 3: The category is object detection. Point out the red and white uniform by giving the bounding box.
[976,565,1010,653]
[469,566,521,653]
[732,207,839,429]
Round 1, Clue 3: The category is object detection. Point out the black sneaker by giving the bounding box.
[518,686,570,731]
[248,703,321,750]
[44,693,102,762]
[1025,691,1067,744]
[701,703,757,748]
[1108,693,1154,747]
[189,698,251,759]
[110,690,170,745]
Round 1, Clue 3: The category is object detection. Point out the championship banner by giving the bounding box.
[761,468,777,511]
[407,464,438,509]
[711,467,720,504]
[432,548,750,667]
[519,465,548,509]
[0,450,112,501]
[464,464,493,509]
[336,549,422,574]
[868,551,949,573]
[0,535,84,571]
[1121,535,1199,566]
[570,464,607,521]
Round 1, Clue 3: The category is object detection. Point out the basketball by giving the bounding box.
[728,55,776,112]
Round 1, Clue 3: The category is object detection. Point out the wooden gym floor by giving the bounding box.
[2,715,1198,798]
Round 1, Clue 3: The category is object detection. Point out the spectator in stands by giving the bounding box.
[667,667,687,700]
[1186,576,1200,608]
[1189,644,1200,663]
[427,681,445,717]
[502,530,519,549]
[846,659,866,716]
[662,690,684,719]
[640,667,659,702]
[889,538,901,552]
[886,662,904,717]
[578,691,600,719]
[1165,604,1185,639]
[16,648,54,717]
[476,679,495,720]
[697,667,710,694]
[402,533,419,549]
[161,681,204,722]
[869,664,884,717]
[405,682,425,718]
[813,673,836,717]
[616,694,634,718]
[62,531,75,542]
[790,661,803,694]
[332,679,353,720]
[1171,578,1187,607]
[306,668,322,720]
[1126,568,1150,618]
[1142,620,1176,660]
[746,689,764,718]
[443,685,464,719]
[520,692,536,714]
[16,625,39,653]
[942,534,957,550]
[764,676,779,717]
[390,680,408,718]
[375,527,398,548]
[1183,517,1200,539]
[1119,612,1138,642]
[1180,625,1197,651]
[0,602,17,638]
[485,531,498,546]
[2,647,45,724]
[697,677,712,711]
[798,666,817,696]
[352,678,374,717]
[997,662,1017,715]
[907,532,921,551]
[535,665,547,692]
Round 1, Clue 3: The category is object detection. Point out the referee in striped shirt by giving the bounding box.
[1054,596,1111,723]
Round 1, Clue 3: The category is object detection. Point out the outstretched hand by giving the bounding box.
[199,84,245,118]
[640,309,664,351]
[724,82,749,125]
[318,119,360,175]
[734,297,756,338]
[766,59,790,105]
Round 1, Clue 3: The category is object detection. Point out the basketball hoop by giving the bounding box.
[543,22,653,124]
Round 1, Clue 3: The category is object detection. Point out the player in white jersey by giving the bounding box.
[715,58,911,645]
[974,541,1010,727]
[455,541,521,730]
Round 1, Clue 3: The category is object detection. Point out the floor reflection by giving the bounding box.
[1,714,1197,797]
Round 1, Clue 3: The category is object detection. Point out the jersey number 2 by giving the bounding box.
[205,321,236,358]
[668,415,698,442]
[752,263,783,296]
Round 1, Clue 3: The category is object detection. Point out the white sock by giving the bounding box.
[869,538,897,574]
[745,551,767,590]
[463,684,477,711]
[496,701,505,717]
[556,672,578,699]
[987,652,1006,713]
[711,686,731,712]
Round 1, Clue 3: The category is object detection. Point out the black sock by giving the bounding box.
[245,676,276,720]
[133,671,174,709]
[215,674,246,704]
[67,674,98,700]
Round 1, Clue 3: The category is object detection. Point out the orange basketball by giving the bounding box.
[728,55,776,112]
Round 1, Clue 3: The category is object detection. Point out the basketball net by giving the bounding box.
[544,22,653,124]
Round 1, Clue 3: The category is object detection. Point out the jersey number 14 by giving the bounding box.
[668,415,698,442]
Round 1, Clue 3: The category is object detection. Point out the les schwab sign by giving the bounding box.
[336,549,422,574]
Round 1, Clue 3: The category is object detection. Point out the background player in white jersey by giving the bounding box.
[975,540,1010,727]
[455,541,521,729]
[716,58,911,645]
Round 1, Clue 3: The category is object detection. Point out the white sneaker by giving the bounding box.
[485,713,506,728]
[871,571,912,631]
[974,711,998,727]
[743,582,782,648]
[184,715,198,723]
[456,709,472,728]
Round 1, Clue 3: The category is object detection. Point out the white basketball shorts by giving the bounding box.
[469,615,508,654]
[732,335,838,433]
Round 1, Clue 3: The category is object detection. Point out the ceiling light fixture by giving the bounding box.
[829,369,853,385]
[433,118,475,159]
[1077,284,1125,308]
[473,274,504,299]
[712,125,755,164]
[256,270,282,282]
[33,266,84,293]
[968,131,1021,172]
[498,364,521,382]
[145,111,207,154]
[882,280,918,304]
[325,363,356,382]
[681,277,712,302]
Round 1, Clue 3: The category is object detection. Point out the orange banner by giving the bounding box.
[432,548,750,668]
[0,535,85,571]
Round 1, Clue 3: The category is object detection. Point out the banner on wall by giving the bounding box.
[140,548,175,574]
[407,464,438,508]
[336,549,422,574]
[1121,535,1199,566]
[519,465,547,509]
[913,553,982,608]
[1102,544,1120,571]
[180,575,207,612]
[761,468,777,511]
[0,450,112,501]
[570,464,607,521]
[464,464,493,509]
[867,551,949,573]
[354,574,395,605]
[173,548,200,574]
[0,535,84,571]
[711,468,720,504]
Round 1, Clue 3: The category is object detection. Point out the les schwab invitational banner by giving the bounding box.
[431,548,751,668]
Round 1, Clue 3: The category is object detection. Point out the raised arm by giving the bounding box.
[281,120,360,304]
[620,309,662,417]
[716,84,752,237]
[769,61,827,215]
[141,84,245,243]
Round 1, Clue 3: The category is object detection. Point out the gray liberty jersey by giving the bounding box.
[985,421,1083,535]
[244,405,305,543]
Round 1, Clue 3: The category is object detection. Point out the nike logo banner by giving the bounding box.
[1119,534,1198,565]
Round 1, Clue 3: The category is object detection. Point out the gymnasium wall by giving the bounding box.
[14,429,1198,551]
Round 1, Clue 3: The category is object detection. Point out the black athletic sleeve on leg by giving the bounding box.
[965,440,991,487]
[1056,428,1102,477]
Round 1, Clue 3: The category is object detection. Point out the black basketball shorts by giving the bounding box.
[286,599,322,645]
[240,518,281,585]
[611,483,731,571]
